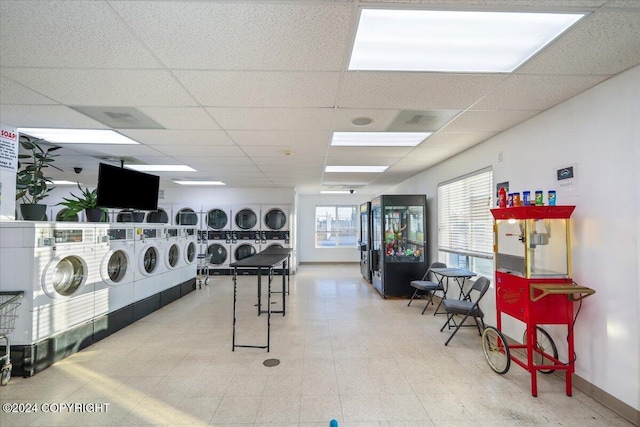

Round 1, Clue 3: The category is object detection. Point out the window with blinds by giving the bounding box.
[437,168,493,260]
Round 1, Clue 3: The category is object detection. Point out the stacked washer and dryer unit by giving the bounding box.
[202,205,232,275]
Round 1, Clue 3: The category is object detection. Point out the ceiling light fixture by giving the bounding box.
[125,165,196,172]
[331,132,431,146]
[320,190,355,194]
[51,180,79,185]
[325,165,388,173]
[351,117,373,126]
[349,9,586,72]
[172,180,225,186]
[18,128,140,144]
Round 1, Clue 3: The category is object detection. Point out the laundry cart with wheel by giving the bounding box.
[196,254,212,288]
[0,291,24,385]
[483,206,595,396]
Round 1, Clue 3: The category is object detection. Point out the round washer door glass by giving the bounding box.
[208,243,228,265]
[186,242,196,263]
[207,209,228,230]
[147,209,169,224]
[264,209,286,230]
[52,256,85,296]
[168,244,180,268]
[107,250,128,283]
[143,247,159,274]
[176,208,198,225]
[235,244,256,261]
[235,209,257,230]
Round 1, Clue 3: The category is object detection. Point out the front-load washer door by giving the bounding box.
[185,241,196,264]
[167,244,180,269]
[207,209,228,230]
[235,209,257,230]
[264,208,287,230]
[104,250,129,285]
[42,255,87,298]
[207,243,228,266]
[141,246,159,275]
[235,243,256,261]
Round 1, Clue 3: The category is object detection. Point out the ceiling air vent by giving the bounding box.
[387,110,461,132]
[70,106,164,129]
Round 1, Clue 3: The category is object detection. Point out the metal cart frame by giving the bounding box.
[0,291,24,386]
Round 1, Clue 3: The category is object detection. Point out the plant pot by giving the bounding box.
[20,203,47,221]
[85,208,105,222]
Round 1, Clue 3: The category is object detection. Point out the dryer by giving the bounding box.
[49,206,80,222]
[146,207,171,224]
[174,205,200,227]
[133,226,166,302]
[232,204,261,232]
[261,204,291,232]
[94,224,135,317]
[203,205,232,233]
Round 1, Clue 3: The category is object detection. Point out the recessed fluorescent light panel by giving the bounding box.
[18,128,139,144]
[173,180,225,186]
[320,190,357,194]
[332,132,431,147]
[125,165,196,172]
[325,165,388,173]
[51,180,78,185]
[349,9,585,72]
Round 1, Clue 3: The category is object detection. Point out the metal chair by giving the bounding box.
[407,261,447,314]
[439,276,491,346]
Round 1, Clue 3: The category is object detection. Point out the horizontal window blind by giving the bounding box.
[437,168,493,259]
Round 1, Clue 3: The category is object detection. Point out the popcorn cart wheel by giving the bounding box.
[0,291,25,386]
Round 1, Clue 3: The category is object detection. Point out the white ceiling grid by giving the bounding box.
[1,0,639,194]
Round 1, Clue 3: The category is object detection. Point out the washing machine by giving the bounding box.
[161,226,183,292]
[0,222,99,345]
[232,204,261,232]
[94,224,135,318]
[133,226,166,302]
[230,230,259,275]
[174,205,200,227]
[179,226,198,283]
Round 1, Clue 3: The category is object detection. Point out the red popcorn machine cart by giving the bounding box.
[482,205,595,396]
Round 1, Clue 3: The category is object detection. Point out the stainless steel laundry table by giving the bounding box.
[230,250,290,352]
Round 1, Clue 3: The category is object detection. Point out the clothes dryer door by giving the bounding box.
[264,208,287,231]
[207,209,229,230]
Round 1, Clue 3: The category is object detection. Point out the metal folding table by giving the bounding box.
[430,267,477,310]
[230,249,291,352]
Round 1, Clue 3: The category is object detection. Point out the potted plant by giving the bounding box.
[56,183,108,222]
[15,136,63,220]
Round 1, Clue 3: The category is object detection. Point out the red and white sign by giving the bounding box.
[0,123,18,172]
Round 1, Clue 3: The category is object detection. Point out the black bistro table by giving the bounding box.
[430,267,477,311]
[230,248,291,352]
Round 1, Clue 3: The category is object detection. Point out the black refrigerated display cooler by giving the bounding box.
[358,202,372,283]
[370,194,427,298]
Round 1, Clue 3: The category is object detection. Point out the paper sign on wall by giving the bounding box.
[0,124,19,172]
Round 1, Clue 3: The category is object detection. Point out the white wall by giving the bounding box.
[386,65,640,411]
[297,194,369,263]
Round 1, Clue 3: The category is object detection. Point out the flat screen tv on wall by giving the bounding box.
[96,163,159,210]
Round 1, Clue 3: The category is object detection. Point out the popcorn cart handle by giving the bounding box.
[529,283,595,303]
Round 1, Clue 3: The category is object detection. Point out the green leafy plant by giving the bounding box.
[15,136,63,204]
[56,183,108,220]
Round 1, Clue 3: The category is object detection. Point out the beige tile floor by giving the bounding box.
[0,264,633,426]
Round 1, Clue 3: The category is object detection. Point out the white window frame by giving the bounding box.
[314,205,358,248]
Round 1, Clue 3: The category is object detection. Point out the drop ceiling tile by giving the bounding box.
[472,74,609,111]
[175,71,341,108]
[331,109,401,131]
[0,68,197,106]
[155,145,246,157]
[207,108,334,131]
[413,132,499,153]
[327,146,415,158]
[338,72,507,109]
[240,146,302,158]
[253,156,326,167]
[174,157,254,167]
[368,0,607,5]
[441,110,541,132]
[0,76,58,105]
[228,130,330,147]
[117,130,235,146]
[1,105,108,129]
[111,2,352,71]
[259,164,324,174]
[138,107,220,130]
[325,156,399,167]
[54,144,163,160]
[518,10,640,76]
[321,172,381,183]
[0,1,161,68]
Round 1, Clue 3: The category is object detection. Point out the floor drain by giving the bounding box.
[263,358,280,367]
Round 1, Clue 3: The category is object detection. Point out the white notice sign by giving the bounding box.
[0,124,19,172]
